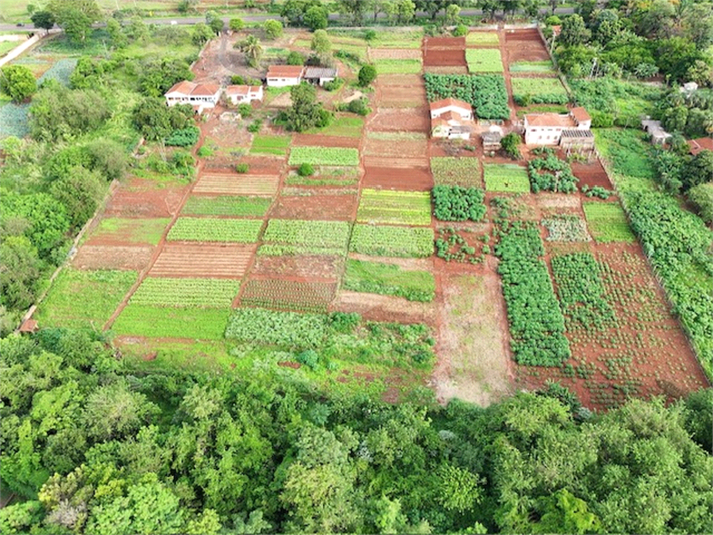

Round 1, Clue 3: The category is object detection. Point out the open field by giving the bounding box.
[484,164,530,193]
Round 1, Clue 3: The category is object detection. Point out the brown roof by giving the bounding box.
[19,319,38,333]
[166,81,221,97]
[525,113,576,128]
[570,107,591,123]
[429,97,472,112]
[166,80,197,96]
[688,137,713,156]
[191,83,221,96]
[226,85,261,95]
[267,65,304,78]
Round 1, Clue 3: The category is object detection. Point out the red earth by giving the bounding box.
[571,160,614,189]
[362,166,434,191]
[424,48,467,67]
[269,193,358,220]
[104,178,188,218]
[252,254,344,281]
[149,243,256,278]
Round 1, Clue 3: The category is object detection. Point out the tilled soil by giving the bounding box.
[149,243,256,279]
[72,245,154,271]
[362,166,433,191]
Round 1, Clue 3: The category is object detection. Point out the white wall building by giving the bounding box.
[524,107,591,146]
[429,98,473,121]
[225,85,263,105]
[266,65,304,87]
[165,81,222,113]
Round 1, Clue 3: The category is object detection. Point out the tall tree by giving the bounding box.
[46,0,102,45]
[30,10,55,32]
[237,35,263,68]
[559,14,591,46]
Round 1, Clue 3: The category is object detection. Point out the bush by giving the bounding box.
[364,29,376,41]
[263,19,283,39]
[165,126,200,147]
[229,18,244,31]
[358,64,377,87]
[323,78,344,92]
[230,74,261,85]
[347,97,370,116]
[687,183,713,224]
[528,148,578,193]
[197,146,213,157]
[247,119,262,133]
[286,51,305,65]
[432,186,486,222]
[237,103,252,117]
[501,132,521,159]
[236,163,249,173]
[297,163,314,176]
[452,24,468,37]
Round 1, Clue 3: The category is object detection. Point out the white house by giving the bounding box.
[429,97,473,121]
[266,65,304,87]
[524,107,591,146]
[304,66,338,86]
[165,81,222,113]
[225,85,263,105]
[431,112,474,140]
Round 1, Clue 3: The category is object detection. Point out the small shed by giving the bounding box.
[560,129,595,152]
[19,318,38,334]
[641,119,671,146]
[303,66,338,86]
[482,131,502,152]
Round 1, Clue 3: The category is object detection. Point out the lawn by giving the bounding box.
[288,146,360,166]
[181,196,272,217]
[583,202,637,243]
[357,189,432,226]
[483,164,530,193]
[431,157,482,186]
[349,224,434,258]
[344,259,436,302]
[466,32,500,45]
[511,76,568,104]
[308,115,364,137]
[509,61,555,73]
[86,218,169,246]
[466,49,503,73]
[112,304,231,340]
[251,134,291,156]
[167,217,263,243]
[36,269,136,329]
[131,277,241,308]
[374,59,423,74]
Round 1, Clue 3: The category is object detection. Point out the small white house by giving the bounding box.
[429,98,473,121]
[304,66,338,86]
[524,107,591,146]
[225,85,263,105]
[266,65,304,87]
[165,81,222,113]
[431,112,473,140]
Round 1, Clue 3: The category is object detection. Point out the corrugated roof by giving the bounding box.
[304,66,337,79]
[561,129,594,138]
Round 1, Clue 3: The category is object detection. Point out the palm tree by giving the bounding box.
[238,35,263,68]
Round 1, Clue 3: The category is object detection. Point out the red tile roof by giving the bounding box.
[570,107,591,123]
[226,85,262,95]
[267,65,304,78]
[165,81,221,97]
[191,83,220,96]
[429,97,472,112]
[688,137,713,156]
[525,113,576,128]
[166,80,197,96]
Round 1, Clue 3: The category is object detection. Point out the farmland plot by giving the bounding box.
[251,134,291,156]
[167,217,263,243]
[131,277,241,307]
[262,219,352,253]
[357,190,432,226]
[344,259,435,302]
[511,77,568,104]
[466,49,504,73]
[374,59,423,74]
[113,305,230,340]
[150,243,255,278]
[86,218,169,246]
[240,279,337,313]
[193,173,280,196]
[483,164,530,193]
[431,157,482,187]
[182,196,272,217]
[583,202,636,243]
[466,32,499,46]
[350,224,434,258]
[288,146,360,166]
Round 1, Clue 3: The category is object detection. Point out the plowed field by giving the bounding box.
[193,173,280,196]
[293,134,360,148]
[270,193,358,220]
[370,108,429,131]
[362,166,433,191]
[424,48,466,67]
[149,243,256,278]
[72,245,154,271]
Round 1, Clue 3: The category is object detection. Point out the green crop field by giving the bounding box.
[374,59,423,74]
[308,115,364,137]
[112,305,230,340]
[466,49,503,73]
[262,219,351,251]
[288,146,360,166]
[509,61,555,73]
[344,259,435,302]
[431,157,482,186]
[131,277,241,308]
[511,76,568,104]
[167,218,263,243]
[466,32,500,45]
[251,134,291,156]
[357,189,432,226]
[181,196,272,217]
[349,224,434,258]
[484,164,530,193]
[36,269,136,329]
[583,202,637,243]
[86,218,169,246]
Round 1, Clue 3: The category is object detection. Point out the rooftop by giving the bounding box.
[226,85,262,95]
[687,137,713,155]
[570,107,591,123]
[267,65,305,78]
[561,129,594,138]
[429,97,472,112]
[304,66,338,78]
[525,113,576,128]
[166,81,221,97]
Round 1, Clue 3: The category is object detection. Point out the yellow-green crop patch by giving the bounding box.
[288,146,360,166]
[466,49,503,73]
[86,218,169,246]
[36,269,137,329]
[349,224,434,258]
[583,202,636,243]
[251,134,291,156]
[344,259,436,302]
[357,189,432,226]
[484,164,530,193]
[307,115,364,137]
[466,32,500,45]
[167,218,263,243]
[374,59,423,74]
[511,76,568,104]
[431,157,482,186]
[181,196,272,217]
[112,305,230,340]
[130,277,241,308]
[262,219,351,251]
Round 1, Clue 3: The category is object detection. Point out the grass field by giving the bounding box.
[86,218,169,246]
[466,49,503,73]
[484,164,530,193]
[344,259,435,302]
[466,32,499,45]
[583,202,637,243]
[112,304,230,339]
[36,269,136,329]
[511,77,568,104]
[510,61,555,73]
[357,189,432,226]
[181,196,272,217]
[251,134,291,156]
[289,146,360,166]
[308,115,364,137]
[167,217,263,243]
[374,59,423,74]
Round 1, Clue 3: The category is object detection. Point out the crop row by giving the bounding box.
[288,146,360,166]
[182,195,272,217]
[357,189,432,226]
[551,253,616,331]
[511,76,568,105]
[240,279,336,313]
[495,222,570,366]
[131,277,241,308]
[262,219,351,250]
[168,217,263,243]
[542,215,591,242]
[349,224,434,258]
[528,148,578,193]
[225,307,328,347]
[430,157,481,186]
[424,73,510,120]
[344,259,435,302]
[582,202,636,243]
[483,164,530,193]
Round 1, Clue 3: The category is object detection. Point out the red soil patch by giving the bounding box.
[505,29,550,62]
[105,178,187,218]
[571,160,614,189]
[376,74,423,86]
[378,85,427,107]
[332,291,437,325]
[424,66,469,75]
[504,29,542,43]
[150,243,256,278]
[364,155,430,168]
[293,134,360,148]
[235,156,285,174]
[240,277,337,312]
[364,138,428,158]
[424,36,466,48]
[252,254,344,281]
[362,166,433,191]
[370,108,429,131]
[424,48,467,67]
[270,193,357,220]
[193,173,279,196]
[278,361,301,369]
[72,245,154,271]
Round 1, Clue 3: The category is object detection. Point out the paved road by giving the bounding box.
[0,7,575,32]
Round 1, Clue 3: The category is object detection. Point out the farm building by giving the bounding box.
[225,85,263,105]
[687,137,713,156]
[266,65,304,87]
[560,129,595,153]
[482,130,503,151]
[641,119,671,146]
[524,107,591,146]
[304,66,338,86]
[165,81,222,113]
[429,98,473,121]
[431,112,474,140]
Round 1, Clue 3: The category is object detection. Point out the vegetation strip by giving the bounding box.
[344,259,435,302]
[349,224,434,258]
[167,218,263,243]
[130,277,241,308]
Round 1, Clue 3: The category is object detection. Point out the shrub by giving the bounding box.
[501,132,521,159]
[237,103,252,117]
[358,64,377,87]
[323,78,344,92]
[687,183,713,224]
[236,163,249,173]
[197,146,213,157]
[432,186,486,222]
[528,148,578,193]
[286,51,305,65]
[452,24,468,37]
[263,19,283,39]
[297,163,314,176]
[165,126,200,147]
[247,119,262,133]
[347,97,371,116]
[229,18,244,31]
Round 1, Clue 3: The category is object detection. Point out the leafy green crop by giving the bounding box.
[511,76,568,105]
[430,157,481,187]
[432,185,486,221]
[483,164,530,193]
[583,203,636,243]
[131,277,241,308]
[262,219,351,251]
[357,189,431,226]
[288,146,359,166]
[528,148,578,193]
[465,48,503,73]
[424,73,509,120]
[167,217,263,243]
[349,224,434,258]
[240,279,336,313]
[181,196,272,217]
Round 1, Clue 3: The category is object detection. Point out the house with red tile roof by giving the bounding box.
[429,98,473,121]
[165,81,222,113]
[266,65,304,87]
[429,98,474,140]
[687,137,713,156]
[524,107,592,146]
[225,85,263,105]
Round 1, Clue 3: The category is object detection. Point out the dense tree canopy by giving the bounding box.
[0,65,37,103]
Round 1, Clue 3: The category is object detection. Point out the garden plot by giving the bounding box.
[293,134,360,148]
[240,278,337,313]
[370,107,429,131]
[285,166,360,187]
[306,116,364,138]
[131,277,241,308]
[511,76,568,104]
[251,134,291,156]
[431,157,482,187]
[362,166,433,191]
[377,84,427,108]
[344,259,436,302]
[374,58,423,74]
[181,196,272,217]
[105,178,188,218]
[542,215,592,242]
[252,254,344,281]
[0,103,29,139]
[423,48,466,68]
[583,202,636,243]
[369,48,422,60]
[261,219,351,255]
[289,146,360,166]
[72,245,154,272]
[85,218,169,247]
[466,32,500,46]
[113,305,230,340]
[466,49,504,73]
[150,243,256,278]
[571,160,613,189]
[333,291,436,325]
[350,224,434,258]
[167,217,263,243]
[364,137,428,159]
[509,60,555,74]
[36,269,137,329]
[504,28,550,62]
[357,189,432,226]
[270,193,358,221]
[483,164,530,193]
[193,173,280,196]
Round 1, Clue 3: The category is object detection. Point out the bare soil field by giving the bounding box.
[252,254,344,281]
[364,137,428,158]
[235,156,285,174]
[293,134,360,148]
[375,74,423,86]
[536,193,582,210]
[424,48,466,67]
[333,291,437,325]
[364,155,430,168]
[193,173,280,196]
[572,160,614,189]
[362,166,433,191]
[149,243,256,278]
[270,193,358,220]
[72,245,154,271]
[104,179,187,218]
[424,66,469,74]
[377,85,428,108]
[504,28,550,62]
[370,108,429,131]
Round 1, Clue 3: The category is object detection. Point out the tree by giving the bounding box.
[338,0,367,25]
[287,51,305,65]
[46,0,102,45]
[656,37,704,83]
[263,19,284,39]
[50,166,104,229]
[311,29,331,55]
[132,97,193,140]
[532,489,603,535]
[559,14,590,46]
[237,35,263,68]
[229,17,245,31]
[192,22,214,45]
[85,138,129,181]
[30,10,55,32]
[283,83,331,132]
[139,58,194,97]
[445,4,461,25]
[681,3,713,49]
[0,65,37,103]
[0,236,42,311]
[634,0,675,39]
[105,18,127,48]
[358,64,377,87]
[206,11,224,34]
[501,132,521,159]
[125,16,149,42]
[682,149,713,190]
[397,0,416,23]
[0,193,69,257]
[304,5,329,30]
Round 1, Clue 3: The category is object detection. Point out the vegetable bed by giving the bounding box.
[288,146,360,166]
